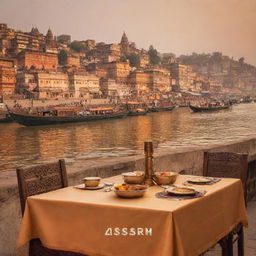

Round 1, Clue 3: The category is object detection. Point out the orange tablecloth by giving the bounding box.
[16,175,248,256]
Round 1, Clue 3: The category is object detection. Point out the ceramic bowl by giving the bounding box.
[154,172,179,185]
[122,171,145,184]
[113,184,148,198]
[83,177,101,187]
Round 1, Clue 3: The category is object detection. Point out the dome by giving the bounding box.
[31,27,40,36]
[121,32,129,45]
[46,28,53,41]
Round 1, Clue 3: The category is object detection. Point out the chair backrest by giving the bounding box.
[16,159,68,215]
[203,152,248,199]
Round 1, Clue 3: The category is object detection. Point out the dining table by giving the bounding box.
[16,174,248,256]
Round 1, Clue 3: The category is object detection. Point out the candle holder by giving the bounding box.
[144,141,154,186]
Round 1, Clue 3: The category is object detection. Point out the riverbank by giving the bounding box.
[1,137,256,255]
[1,104,256,174]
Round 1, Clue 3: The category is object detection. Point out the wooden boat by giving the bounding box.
[128,110,147,116]
[0,113,12,123]
[189,104,230,112]
[125,102,148,116]
[0,104,12,122]
[148,106,175,112]
[9,107,128,126]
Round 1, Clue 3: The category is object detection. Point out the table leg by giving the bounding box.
[219,233,233,256]
[227,234,233,256]
[237,226,244,256]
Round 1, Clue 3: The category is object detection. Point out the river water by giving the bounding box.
[1,103,256,173]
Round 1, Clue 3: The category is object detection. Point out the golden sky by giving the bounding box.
[1,0,256,65]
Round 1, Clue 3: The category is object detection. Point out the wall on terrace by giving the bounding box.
[1,138,256,255]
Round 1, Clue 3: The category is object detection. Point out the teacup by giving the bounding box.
[83,177,101,187]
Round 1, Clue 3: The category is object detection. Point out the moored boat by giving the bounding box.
[0,114,12,123]
[148,106,175,112]
[9,106,128,126]
[128,109,147,116]
[189,104,230,112]
[0,103,12,122]
[125,101,148,116]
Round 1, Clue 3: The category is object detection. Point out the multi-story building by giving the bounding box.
[93,43,121,62]
[0,24,15,56]
[65,52,80,67]
[68,72,100,98]
[84,40,96,51]
[16,70,37,97]
[17,51,58,70]
[169,63,195,92]
[161,53,176,67]
[87,61,131,84]
[11,31,43,53]
[57,34,71,45]
[128,70,151,96]
[138,52,149,68]
[209,78,223,93]
[86,63,108,78]
[0,58,16,95]
[99,78,118,97]
[0,24,45,54]
[145,68,171,93]
[0,24,61,57]
[35,71,69,98]
[104,61,131,83]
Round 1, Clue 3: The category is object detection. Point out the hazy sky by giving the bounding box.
[1,0,256,65]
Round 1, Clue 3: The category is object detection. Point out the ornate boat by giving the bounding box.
[189,104,230,112]
[0,113,12,123]
[125,102,148,116]
[9,107,128,126]
[128,108,147,116]
[148,106,175,112]
[0,104,12,122]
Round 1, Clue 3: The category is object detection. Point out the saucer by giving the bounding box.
[74,183,105,190]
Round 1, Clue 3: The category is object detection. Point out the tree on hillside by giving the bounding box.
[148,45,161,66]
[58,49,67,65]
[69,41,86,52]
[126,53,140,67]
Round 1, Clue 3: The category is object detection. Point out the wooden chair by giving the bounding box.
[17,159,68,215]
[16,159,85,256]
[203,152,248,256]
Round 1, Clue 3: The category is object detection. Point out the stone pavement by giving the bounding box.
[205,196,256,256]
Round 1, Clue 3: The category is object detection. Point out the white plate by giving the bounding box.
[74,183,105,190]
[166,186,197,195]
[186,177,212,184]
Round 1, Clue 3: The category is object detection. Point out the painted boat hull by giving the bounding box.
[127,111,147,116]
[148,106,175,112]
[189,105,230,112]
[0,114,13,123]
[10,111,128,126]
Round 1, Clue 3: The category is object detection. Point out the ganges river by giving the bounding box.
[1,103,256,173]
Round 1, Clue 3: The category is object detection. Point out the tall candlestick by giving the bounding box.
[144,141,154,186]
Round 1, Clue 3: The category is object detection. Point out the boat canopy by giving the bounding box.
[88,107,114,111]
